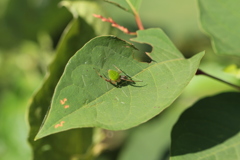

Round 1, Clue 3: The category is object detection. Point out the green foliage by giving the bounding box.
[171,92,240,160]
[105,0,142,14]
[1,0,240,160]
[28,0,113,159]
[28,18,94,160]
[35,29,204,139]
[198,0,240,56]
[0,0,71,49]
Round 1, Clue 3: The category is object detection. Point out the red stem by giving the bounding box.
[135,12,144,30]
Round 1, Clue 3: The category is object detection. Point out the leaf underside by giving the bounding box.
[36,28,204,139]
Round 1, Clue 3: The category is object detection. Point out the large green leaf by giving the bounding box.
[104,0,142,14]
[35,28,204,139]
[198,0,240,56]
[28,1,111,159]
[171,92,240,160]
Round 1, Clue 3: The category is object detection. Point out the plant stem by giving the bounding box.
[126,0,144,30]
[134,12,144,30]
[196,69,240,90]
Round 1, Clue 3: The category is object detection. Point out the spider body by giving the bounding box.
[108,69,121,84]
[96,66,139,86]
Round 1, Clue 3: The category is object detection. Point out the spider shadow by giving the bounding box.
[114,81,146,88]
[113,69,146,88]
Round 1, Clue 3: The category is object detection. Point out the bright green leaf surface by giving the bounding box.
[28,1,112,159]
[198,0,240,56]
[104,0,142,14]
[36,28,204,139]
[171,92,240,160]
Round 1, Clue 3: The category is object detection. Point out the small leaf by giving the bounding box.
[198,0,240,56]
[171,92,240,160]
[36,28,204,139]
[104,0,142,14]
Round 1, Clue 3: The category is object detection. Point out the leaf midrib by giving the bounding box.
[45,57,185,131]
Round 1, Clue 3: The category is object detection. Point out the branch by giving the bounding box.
[93,14,137,35]
[196,69,240,90]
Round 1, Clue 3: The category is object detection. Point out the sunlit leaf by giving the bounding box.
[35,28,204,139]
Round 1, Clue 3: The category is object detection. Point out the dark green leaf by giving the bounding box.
[171,92,240,160]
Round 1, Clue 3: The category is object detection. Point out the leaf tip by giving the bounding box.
[34,134,41,141]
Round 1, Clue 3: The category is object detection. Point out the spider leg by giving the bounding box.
[96,70,111,82]
[95,70,118,86]
[113,65,122,74]
[112,65,135,80]
[114,67,134,80]
[121,78,135,82]
[121,76,142,82]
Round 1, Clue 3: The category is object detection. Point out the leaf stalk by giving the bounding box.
[196,69,240,90]
[134,12,144,30]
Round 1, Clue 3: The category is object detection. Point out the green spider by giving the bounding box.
[96,65,140,86]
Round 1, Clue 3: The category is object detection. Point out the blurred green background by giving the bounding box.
[0,0,238,160]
